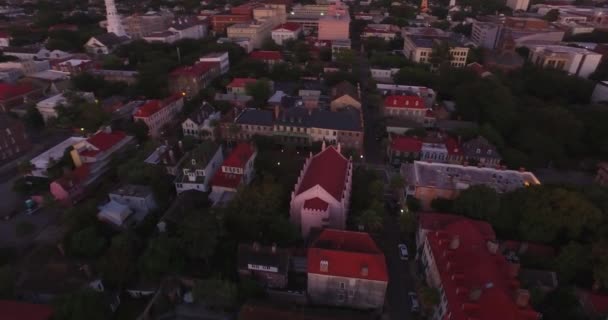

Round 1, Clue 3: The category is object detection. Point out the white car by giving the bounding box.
[408,291,420,312]
[398,244,409,260]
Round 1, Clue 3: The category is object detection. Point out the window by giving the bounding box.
[339,282,345,289]
[337,293,345,301]
[320,260,328,272]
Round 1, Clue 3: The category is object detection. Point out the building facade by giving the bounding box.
[318,2,350,41]
[383,95,427,123]
[199,52,230,75]
[174,141,224,194]
[307,229,388,310]
[133,95,184,137]
[528,44,602,78]
[210,143,257,202]
[182,102,221,140]
[227,20,275,49]
[290,144,352,237]
[169,61,221,97]
[403,35,469,67]
[0,114,30,163]
[271,22,302,45]
[237,242,289,289]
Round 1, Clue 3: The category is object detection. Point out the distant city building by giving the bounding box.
[290,144,352,237]
[0,82,42,112]
[462,136,501,167]
[403,31,469,67]
[169,61,221,97]
[528,44,601,78]
[383,95,427,123]
[122,12,173,38]
[307,229,388,310]
[104,0,126,36]
[199,52,230,75]
[36,92,95,123]
[226,77,258,95]
[402,161,540,210]
[318,2,350,41]
[362,24,400,40]
[98,184,158,227]
[133,95,184,137]
[174,141,224,194]
[417,213,541,320]
[84,33,130,55]
[211,14,252,34]
[249,50,283,65]
[271,22,302,45]
[227,20,276,49]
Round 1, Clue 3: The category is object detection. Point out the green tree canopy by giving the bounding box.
[245,79,273,108]
[53,289,111,320]
[192,277,237,310]
[138,235,184,280]
[453,185,501,220]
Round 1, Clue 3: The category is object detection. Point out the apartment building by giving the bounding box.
[318,2,350,41]
[133,95,184,137]
[528,44,601,78]
[403,35,469,67]
[227,19,275,49]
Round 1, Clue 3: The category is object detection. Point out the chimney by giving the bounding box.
[449,235,460,250]
[469,288,482,301]
[487,240,499,255]
[514,289,530,308]
[271,242,277,253]
[322,140,326,150]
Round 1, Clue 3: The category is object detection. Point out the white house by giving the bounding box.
[108,184,157,214]
[271,22,302,45]
[35,92,95,123]
[84,33,130,55]
[182,101,221,140]
[528,44,602,78]
[174,141,224,194]
[29,137,86,177]
[289,143,353,238]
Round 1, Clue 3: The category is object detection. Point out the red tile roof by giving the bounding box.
[577,289,608,317]
[390,135,422,153]
[303,197,329,211]
[273,22,301,32]
[308,229,388,282]
[0,83,35,100]
[249,50,283,61]
[296,146,348,200]
[0,300,54,320]
[419,212,495,238]
[170,61,219,77]
[423,213,540,320]
[134,94,183,118]
[501,240,556,258]
[212,171,243,189]
[223,143,255,168]
[227,77,257,88]
[384,95,425,109]
[79,130,128,157]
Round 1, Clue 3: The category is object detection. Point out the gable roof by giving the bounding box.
[0,300,54,320]
[331,81,358,101]
[273,22,301,32]
[227,78,257,88]
[307,229,388,282]
[296,146,348,200]
[134,94,182,118]
[170,61,219,77]
[91,33,129,47]
[79,130,128,157]
[423,213,541,320]
[249,50,283,61]
[0,82,35,100]
[390,135,422,153]
[384,95,425,109]
[303,197,329,211]
[223,143,255,168]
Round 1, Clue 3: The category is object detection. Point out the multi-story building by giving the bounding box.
[330,81,361,111]
[318,2,350,41]
[227,77,258,95]
[290,144,352,237]
[144,142,187,176]
[417,213,541,320]
[182,102,221,140]
[462,136,501,167]
[0,114,30,163]
[383,95,427,123]
[199,52,230,75]
[286,4,330,30]
[227,20,276,49]
[174,141,224,194]
[0,60,49,76]
[0,82,42,112]
[52,59,95,74]
[401,161,540,210]
[377,83,437,108]
[107,184,158,214]
[143,17,208,44]
[528,44,602,78]
[403,34,469,67]
[70,127,134,183]
[362,24,400,40]
[471,21,503,49]
[210,143,257,203]
[271,22,302,45]
[123,12,173,38]
[84,33,130,55]
[387,135,422,166]
[506,0,530,11]
[29,137,86,177]
[36,92,96,123]
[211,14,252,34]
[249,50,283,65]
[237,242,290,289]
[307,229,388,310]
[253,4,287,26]
[133,95,184,137]
[169,61,221,97]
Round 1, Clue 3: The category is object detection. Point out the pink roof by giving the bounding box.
[249,50,283,61]
[227,77,257,88]
[134,94,182,118]
[424,213,540,320]
[170,61,219,77]
[79,131,127,157]
[384,95,425,109]
[390,135,422,153]
[273,22,301,32]
[0,300,53,320]
[303,197,329,211]
[308,229,388,282]
[0,82,34,100]
[297,146,348,200]
[223,143,255,168]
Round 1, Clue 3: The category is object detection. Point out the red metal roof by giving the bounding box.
[249,50,283,61]
[0,300,53,320]
[223,143,255,168]
[303,197,329,211]
[211,171,243,189]
[227,77,257,88]
[578,289,608,317]
[134,94,182,118]
[170,61,219,77]
[273,22,301,32]
[0,83,34,100]
[296,146,348,200]
[423,213,540,320]
[390,135,422,153]
[308,229,388,282]
[79,131,128,157]
[384,95,425,109]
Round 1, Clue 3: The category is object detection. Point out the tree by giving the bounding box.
[393,66,437,87]
[399,212,416,236]
[138,235,184,280]
[261,37,280,51]
[355,209,383,232]
[429,41,453,68]
[454,79,516,133]
[177,210,220,263]
[363,37,389,53]
[99,234,137,289]
[334,49,357,69]
[544,9,560,22]
[17,161,34,176]
[453,185,501,220]
[192,277,237,310]
[127,120,149,143]
[15,221,36,237]
[419,285,440,310]
[53,289,111,320]
[0,265,14,298]
[245,79,272,108]
[69,226,107,258]
[431,197,454,212]
[555,242,591,285]
[23,106,44,129]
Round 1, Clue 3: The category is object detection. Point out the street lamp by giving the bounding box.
[277,162,281,166]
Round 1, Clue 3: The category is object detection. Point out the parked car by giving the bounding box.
[398,243,409,260]
[408,291,420,312]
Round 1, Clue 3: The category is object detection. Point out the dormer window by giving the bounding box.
[191,159,197,165]
[320,259,328,272]
[361,265,369,277]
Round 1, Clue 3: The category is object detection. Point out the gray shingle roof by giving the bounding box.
[235,108,274,126]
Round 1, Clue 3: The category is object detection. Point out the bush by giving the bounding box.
[15,221,36,237]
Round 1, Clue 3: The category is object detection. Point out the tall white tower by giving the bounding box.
[105,0,126,37]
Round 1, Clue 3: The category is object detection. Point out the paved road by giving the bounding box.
[355,53,384,165]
